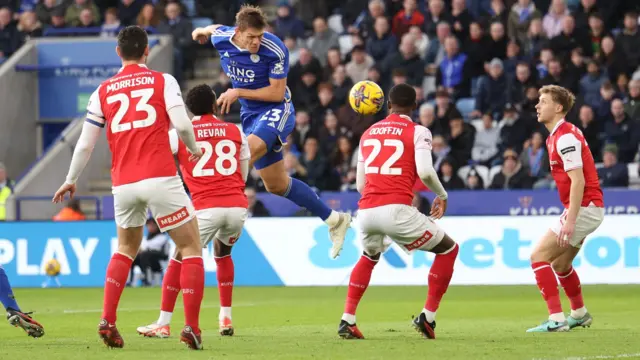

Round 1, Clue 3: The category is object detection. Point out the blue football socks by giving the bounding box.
[0,266,20,311]
[283,178,332,220]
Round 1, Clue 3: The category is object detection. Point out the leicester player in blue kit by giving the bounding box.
[0,265,44,337]
[192,5,351,257]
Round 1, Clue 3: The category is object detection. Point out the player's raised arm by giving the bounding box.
[53,89,104,203]
[163,74,201,158]
[192,24,224,44]
[556,133,585,247]
[414,125,448,218]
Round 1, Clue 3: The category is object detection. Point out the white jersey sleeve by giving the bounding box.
[162,73,185,111]
[168,129,179,155]
[413,125,447,200]
[86,87,105,128]
[556,133,583,172]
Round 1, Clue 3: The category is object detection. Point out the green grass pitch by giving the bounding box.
[1,285,639,360]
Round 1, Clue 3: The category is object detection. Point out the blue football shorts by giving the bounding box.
[241,100,295,170]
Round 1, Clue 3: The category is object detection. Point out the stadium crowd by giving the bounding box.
[1,0,639,196]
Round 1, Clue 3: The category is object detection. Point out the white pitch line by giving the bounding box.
[533,353,640,360]
[62,302,258,314]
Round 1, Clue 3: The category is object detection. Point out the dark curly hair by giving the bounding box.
[185,84,217,116]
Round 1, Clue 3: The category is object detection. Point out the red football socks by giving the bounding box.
[160,258,182,313]
[532,262,562,314]
[344,255,377,315]
[102,252,133,324]
[425,244,458,312]
[215,255,234,308]
[180,256,204,333]
[555,267,584,310]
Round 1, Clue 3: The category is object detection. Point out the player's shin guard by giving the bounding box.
[532,262,563,317]
[555,267,585,313]
[343,254,378,321]
[425,243,458,317]
[214,256,234,315]
[283,178,332,220]
[102,252,133,324]
[180,257,204,334]
[0,266,20,311]
[158,258,182,325]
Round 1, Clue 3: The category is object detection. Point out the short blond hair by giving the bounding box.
[235,5,267,31]
[539,85,576,114]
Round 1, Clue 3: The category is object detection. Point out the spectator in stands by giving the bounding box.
[616,73,630,99]
[298,137,329,191]
[522,17,547,59]
[507,62,536,107]
[624,79,640,120]
[392,0,424,39]
[345,45,373,84]
[549,15,591,60]
[49,6,68,32]
[0,162,14,221]
[425,21,450,70]
[436,35,471,99]
[472,112,500,166]
[577,105,602,162]
[586,12,607,56]
[409,25,428,59]
[489,148,533,189]
[450,0,472,41]
[118,0,144,27]
[322,47,341,80]
[431,134,452,172]
[605,99,639,163]
[292,110,313,150]
[353,0,385,39]
[542,0,568,39]
[418,102,443,135]
[383,33,424,87]
[274,3,305,40]
[53,199,86,221]
[284,35,302,65]
[245,187,270,217]
[464,22,489,80]
[499,104,530,154]
[573,0,599,30]
[289,47,323,89]
[136,3,158,29]
[318,110,343,156]
[308,17,339,67]
[520,131,549,182]
[424,0,450,39]
[598,144,629,188]
[472,58,509,118]
[539,57,577,94]
[65,0,100,27]
[503,39,526,75]
[313,83,339,125]
[35,0,63,25]
[0,7,20,58]
[615,11,640,74]
[439,157,465,189]
[465,167,485,190]
[157,2,193,85]
[580,59,608,109]
[434,88,462,134]
[597,36,626,84]
[339,0,367,36]
[507,0,542,45]
[101,8,120,37]
[366,16,397,63]
[132,218,170,287]
[448,116,474,166]
[486,21,507,61]
[332,135,356,191]
[295,68,320,110]
[17,10,42,41]
[331,64,353,107]
[76,8,98,30]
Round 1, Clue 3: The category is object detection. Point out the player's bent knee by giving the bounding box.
[247,134,268,161]
[551,259,572,274]
[259,163,290,195]
[363,250,381,260]
[214,239,233,257]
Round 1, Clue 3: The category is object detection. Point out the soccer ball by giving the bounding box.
[45,259,61,276]
[349,80,385,115]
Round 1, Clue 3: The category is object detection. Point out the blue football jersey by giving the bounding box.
[211,26,291,113]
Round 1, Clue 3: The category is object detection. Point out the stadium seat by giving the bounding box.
[192,17,213,30]
[328,14,344,34]
[628,163,640,186]
[183,0,196,17]
[489,165,502,184]
[456,98,475,121]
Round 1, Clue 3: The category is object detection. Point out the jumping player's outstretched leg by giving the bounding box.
[0,265,44,338]
[413,234,459,340]
[248,133,351,258]
[137,250,182,338]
